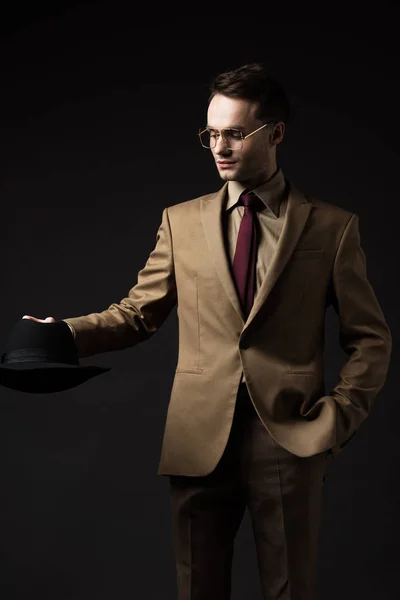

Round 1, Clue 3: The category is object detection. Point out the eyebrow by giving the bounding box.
[206,125,245,130]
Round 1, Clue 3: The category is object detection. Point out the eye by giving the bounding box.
[226,129,242,139]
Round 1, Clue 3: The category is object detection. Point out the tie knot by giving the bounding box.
[239,192,263,212]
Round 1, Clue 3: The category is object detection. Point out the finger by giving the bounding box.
[22,315,55,323]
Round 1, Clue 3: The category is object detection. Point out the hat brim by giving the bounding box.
[0,363,110,393]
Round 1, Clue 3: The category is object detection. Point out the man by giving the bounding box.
[24,63,392,599]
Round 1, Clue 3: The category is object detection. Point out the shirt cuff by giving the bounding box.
[63,320,76,339]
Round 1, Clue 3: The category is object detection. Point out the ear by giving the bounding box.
[270,122,285,146]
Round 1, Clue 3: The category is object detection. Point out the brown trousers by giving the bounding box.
[169,382,329,600]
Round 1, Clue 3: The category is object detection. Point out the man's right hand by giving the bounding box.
[22,316,56,323]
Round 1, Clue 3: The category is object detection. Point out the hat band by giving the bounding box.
[1,348,79,366]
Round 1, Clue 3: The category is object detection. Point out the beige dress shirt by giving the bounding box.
[66,169,288,386]
[224,168,288,382]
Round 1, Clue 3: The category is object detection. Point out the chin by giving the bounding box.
[219,172,234,181]
[217,168,240,181]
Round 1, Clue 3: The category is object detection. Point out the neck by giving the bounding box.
[240,164,279,190]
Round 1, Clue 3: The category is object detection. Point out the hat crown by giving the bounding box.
[1,320,78,366]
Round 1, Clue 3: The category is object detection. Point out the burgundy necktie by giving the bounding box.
[232,191,264,319]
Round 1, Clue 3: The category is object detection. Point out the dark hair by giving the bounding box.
[209,62,290,124]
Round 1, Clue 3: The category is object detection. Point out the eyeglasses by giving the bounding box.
[198,122,275,150]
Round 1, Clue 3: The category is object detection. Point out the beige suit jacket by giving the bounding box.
[64,181,392,476]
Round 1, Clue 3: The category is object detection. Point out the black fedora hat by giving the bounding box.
[0,319,110,393]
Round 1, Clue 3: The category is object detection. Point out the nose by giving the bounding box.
[214,134,231,154]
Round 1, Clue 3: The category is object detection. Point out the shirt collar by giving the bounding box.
[225,168,286,218]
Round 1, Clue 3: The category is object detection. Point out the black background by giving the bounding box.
[0,4,399,599]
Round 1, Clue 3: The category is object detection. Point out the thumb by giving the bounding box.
[22,315,56,323]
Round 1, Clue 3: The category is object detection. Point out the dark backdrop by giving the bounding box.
[0,5,399,599]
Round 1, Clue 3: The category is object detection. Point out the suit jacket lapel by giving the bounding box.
[201,182,244,321]
[200,180,313,332]
[242,182,312,336]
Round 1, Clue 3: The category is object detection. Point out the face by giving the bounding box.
[206,94,284,188]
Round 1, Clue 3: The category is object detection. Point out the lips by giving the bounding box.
[217,161,236,167]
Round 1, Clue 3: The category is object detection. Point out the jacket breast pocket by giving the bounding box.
[292,249,323,260]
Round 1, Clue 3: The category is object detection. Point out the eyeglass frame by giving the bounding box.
[198,121,276,150]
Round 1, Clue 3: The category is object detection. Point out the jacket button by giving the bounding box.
[240,341,249,349]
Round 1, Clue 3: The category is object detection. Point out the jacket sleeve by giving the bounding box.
[63,207,177,358]
[327,213,392,457]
